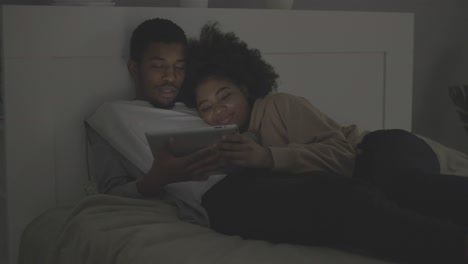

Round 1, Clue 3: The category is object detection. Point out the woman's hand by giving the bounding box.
[217,134,274,169]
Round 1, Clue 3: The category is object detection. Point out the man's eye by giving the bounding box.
[221,93,231,100]
[151,64,164,68]
[175,64,186,70]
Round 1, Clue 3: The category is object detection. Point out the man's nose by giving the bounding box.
[163,66,176,82]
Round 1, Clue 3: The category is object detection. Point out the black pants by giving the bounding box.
[202,129,468,264]
[354,129,468,227]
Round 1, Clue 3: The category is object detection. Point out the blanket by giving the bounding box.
[47,195,391,264]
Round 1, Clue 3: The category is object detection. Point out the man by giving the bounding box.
[86,18,221,225]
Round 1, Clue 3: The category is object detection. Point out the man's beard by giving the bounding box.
[148,99,175,109]
[136,73,177,109]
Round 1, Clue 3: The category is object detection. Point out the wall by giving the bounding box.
[0,0,49,4]
[1,0,467,153]
[0,129,5,264]
[211,0,468,153]
[0,4,5,262]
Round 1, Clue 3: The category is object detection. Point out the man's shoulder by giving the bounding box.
[172,102,199,116]
[99,100,150,108]
[92,100,198,117]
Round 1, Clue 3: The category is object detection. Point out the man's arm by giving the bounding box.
[137,137,222,197]
[86,126,153,198]
[87,126,222,198]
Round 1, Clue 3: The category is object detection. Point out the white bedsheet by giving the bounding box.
[19,195,392,264]
[417,135,468,176]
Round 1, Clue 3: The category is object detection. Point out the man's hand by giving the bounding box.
[217,134,274,169]
[137,137,221,197]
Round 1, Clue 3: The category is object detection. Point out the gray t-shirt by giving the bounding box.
[86,126,212,226]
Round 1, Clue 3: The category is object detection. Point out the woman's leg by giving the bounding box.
[354,129,440,183]
[354,129,468,226]
[362,169,468,227]
[202,170,467,264]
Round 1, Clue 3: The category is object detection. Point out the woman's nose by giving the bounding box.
[214,104,226,114]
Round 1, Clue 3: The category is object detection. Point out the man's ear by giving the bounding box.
[128,60,138,81]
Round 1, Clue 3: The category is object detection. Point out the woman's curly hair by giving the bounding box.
[180,22,278,108]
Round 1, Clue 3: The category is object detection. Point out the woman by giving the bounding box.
[181,23,468,264]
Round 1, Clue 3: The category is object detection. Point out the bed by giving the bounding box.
[0,5,414,264]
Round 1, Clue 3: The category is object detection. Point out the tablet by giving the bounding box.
[145,124,239,157]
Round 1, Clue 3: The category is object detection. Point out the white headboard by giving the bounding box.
[0,5,413,263]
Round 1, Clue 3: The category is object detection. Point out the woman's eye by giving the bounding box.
[221,93,231,100]
[200,105,212,113]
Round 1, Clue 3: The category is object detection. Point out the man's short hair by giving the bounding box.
[130,18,187,62]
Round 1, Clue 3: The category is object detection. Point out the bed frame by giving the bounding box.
[0,5,413,263]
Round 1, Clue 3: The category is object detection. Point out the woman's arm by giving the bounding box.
[267,94,356,176]
[218,94,356,176]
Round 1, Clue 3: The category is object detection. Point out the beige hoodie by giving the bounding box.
[248,92,366,177]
